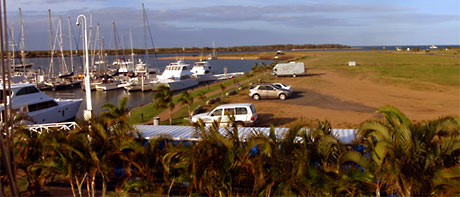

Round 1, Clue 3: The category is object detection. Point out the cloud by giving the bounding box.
[6,2,460,50]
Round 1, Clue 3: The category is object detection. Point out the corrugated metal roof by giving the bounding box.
[136,125,358,144]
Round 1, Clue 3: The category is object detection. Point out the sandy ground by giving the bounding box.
[229,68,459,128]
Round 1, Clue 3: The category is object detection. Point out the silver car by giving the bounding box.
[249,83,292,100]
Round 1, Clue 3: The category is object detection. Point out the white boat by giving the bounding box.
[95,81,121,91]
[191,60,216,82]
[151,60,198,91]
[429,45,438,49]
[134,59,148,76]
[0,83,82,124]
[207,41,218,60]
[117,59,135,74]
[123,80,157,92]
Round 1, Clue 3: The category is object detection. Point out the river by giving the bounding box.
[22,54,272,118]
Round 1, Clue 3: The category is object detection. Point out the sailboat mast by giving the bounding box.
[58,16,68,74]
[11,24,15,71]
[92,23,99,73]
[19,8,26,74]
[130,29,134,64]
[48,9,54,78]
[121,33,126,57]
[142,3,148,65]
[67,16,73,72]
[112,22,118,60]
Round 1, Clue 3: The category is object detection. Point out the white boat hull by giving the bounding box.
[194,74,217,83]
[151,78,198,91]
[96,83,120,91]
[28,99,82,124]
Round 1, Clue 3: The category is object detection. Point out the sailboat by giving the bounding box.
[207,41,218,60]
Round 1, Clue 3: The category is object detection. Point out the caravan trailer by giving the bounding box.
[272,62,305,77]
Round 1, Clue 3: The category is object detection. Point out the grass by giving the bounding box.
[294,50,460,87]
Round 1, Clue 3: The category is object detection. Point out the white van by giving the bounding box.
[272,62,305,77]
[191,103,258,127]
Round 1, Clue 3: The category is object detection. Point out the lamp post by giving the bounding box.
[76,14,92,120]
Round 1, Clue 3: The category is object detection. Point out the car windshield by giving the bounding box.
[273,84,281,89]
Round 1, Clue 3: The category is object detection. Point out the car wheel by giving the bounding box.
[253,94,260,100]
[279,94,286,100]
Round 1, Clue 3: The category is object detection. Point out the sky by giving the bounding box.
[5,0,460,50]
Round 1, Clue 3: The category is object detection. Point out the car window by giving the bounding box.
[224,108,234,115]
[266,86,275,91]
[211,109,222,116]
[235,107,248,115]
[259,86,268,90]
[272,84,281,89]
[250,105,256,114]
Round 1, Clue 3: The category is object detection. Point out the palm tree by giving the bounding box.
[355,106,460,196]
[178,91,194,120]
[197,91,207,104]
[153,85,175,125]
[119,135,169,194]
[163,119,253,195]
[218,83,226,96]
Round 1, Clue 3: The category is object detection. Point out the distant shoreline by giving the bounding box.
[157,56,260,60]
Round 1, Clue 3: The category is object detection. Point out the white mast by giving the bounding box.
[11,24,15,71]
[19,8,26,74]
[58,16,68,75]
[48,9,54,78]
[142,3,149,65]
[130,29,134,64]
[112,22,118,61]
[67,16,74,72]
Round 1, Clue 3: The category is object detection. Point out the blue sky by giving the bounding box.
[7,0,460,50]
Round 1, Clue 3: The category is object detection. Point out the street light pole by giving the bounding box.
[76,14,92,120]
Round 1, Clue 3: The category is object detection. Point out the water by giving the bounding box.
[22,55,272,118]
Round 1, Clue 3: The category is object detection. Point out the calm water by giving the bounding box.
[22,55,272,118]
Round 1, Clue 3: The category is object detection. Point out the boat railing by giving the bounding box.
[28,121,78,133]
[54,92,77,99]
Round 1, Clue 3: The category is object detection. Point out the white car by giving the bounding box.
[272,83,291,91]
[191,103,258,127]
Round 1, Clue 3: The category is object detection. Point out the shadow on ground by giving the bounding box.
[256,113,297,127]
[280,89,376,113]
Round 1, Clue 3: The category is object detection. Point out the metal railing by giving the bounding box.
[28,121,78,133]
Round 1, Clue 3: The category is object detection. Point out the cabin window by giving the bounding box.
[16,86,39,96]
[28,100,58,112]
[183,67,188,70]
[205,70,210,74]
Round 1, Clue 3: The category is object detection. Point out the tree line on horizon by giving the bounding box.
[14,44,351,58]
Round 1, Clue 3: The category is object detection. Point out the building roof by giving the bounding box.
[136,125,358,144]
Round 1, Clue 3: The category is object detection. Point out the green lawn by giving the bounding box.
[297,50,460,86]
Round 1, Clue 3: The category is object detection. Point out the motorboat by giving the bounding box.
[134,59,148,76]
[0,83,82,124]
[117,59,135,74]
[151,59,198,91]
[95,79,121,91]
[190,60,216,82]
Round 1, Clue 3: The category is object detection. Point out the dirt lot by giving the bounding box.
[229,68,459,128]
